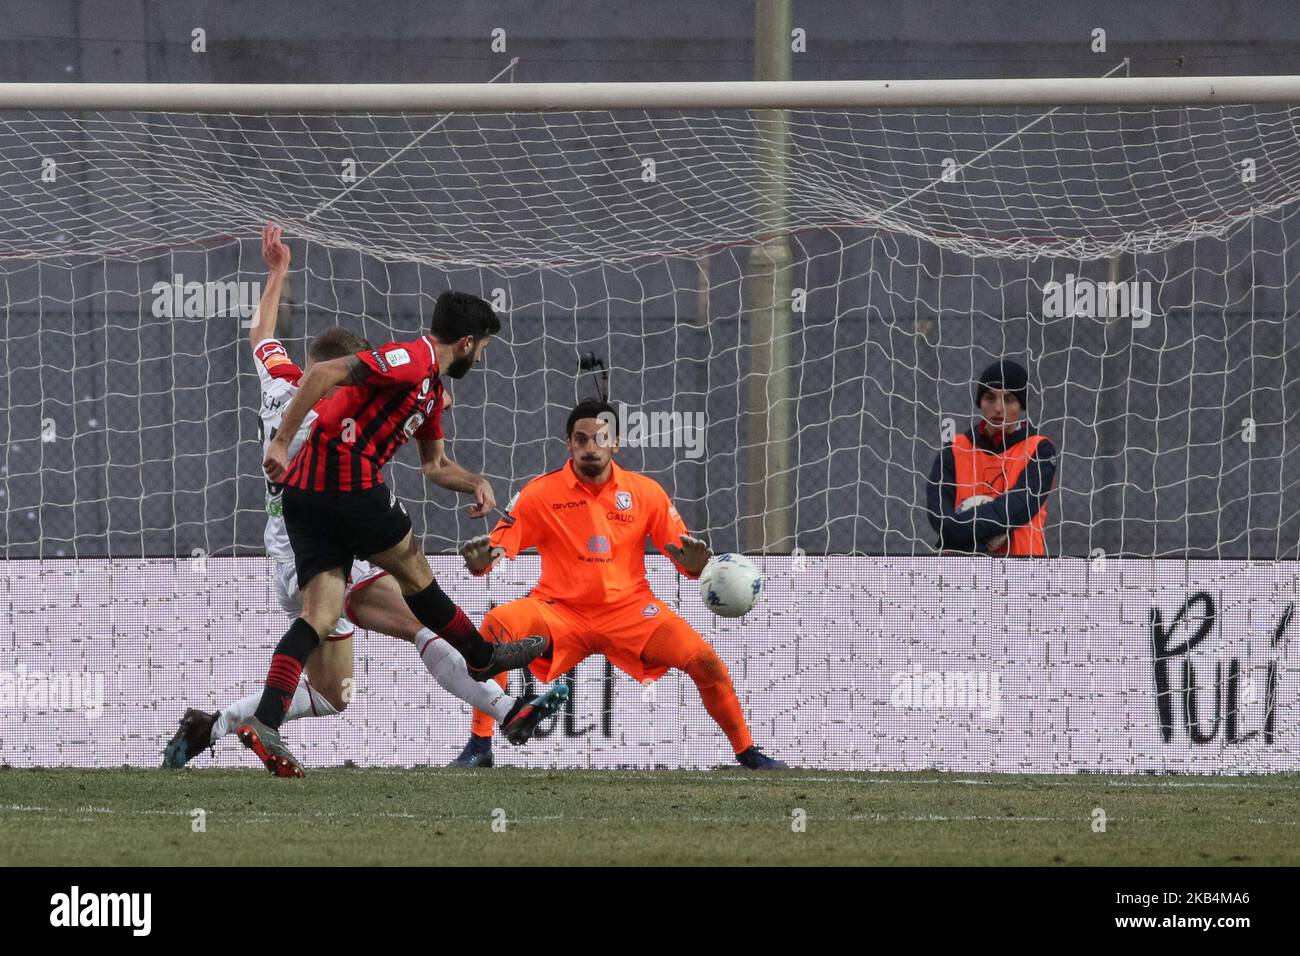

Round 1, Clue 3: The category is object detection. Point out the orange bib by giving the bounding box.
[952,432,1048,556]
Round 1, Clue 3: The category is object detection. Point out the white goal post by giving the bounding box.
[3,76,1299,772]
[3,74,1300,110]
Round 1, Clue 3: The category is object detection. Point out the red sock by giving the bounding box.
[440,607,478,643]
[404,582,490,667]
[252,618,320,727]
[254,654,304,726]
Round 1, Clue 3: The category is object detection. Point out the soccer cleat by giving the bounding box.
[447,734,495,768]
[235,716,305,778]
[467,634,548,682]
[162,708,218,768]
[502,682,570,746]
[735,745,789,770]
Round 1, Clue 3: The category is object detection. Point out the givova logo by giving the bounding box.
[49,886,151,936]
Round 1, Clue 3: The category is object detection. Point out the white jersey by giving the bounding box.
[253,338,318,564]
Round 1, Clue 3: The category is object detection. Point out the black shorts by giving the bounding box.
[281,483,412,590]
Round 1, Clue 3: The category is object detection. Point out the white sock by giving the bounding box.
[211,691,260,742]
[301,680,340,718]
[415,629,514,721]
[210,682,335,742]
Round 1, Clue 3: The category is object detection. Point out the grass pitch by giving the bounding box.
[2,767,1297,866]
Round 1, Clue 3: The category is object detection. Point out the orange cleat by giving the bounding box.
[236,717,305,778]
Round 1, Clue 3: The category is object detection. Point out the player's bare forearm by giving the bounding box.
[424,458,483,495]
[417,437,494,517]
[425,459,495,519]
[247,269,286,345]
[263,357,356,482]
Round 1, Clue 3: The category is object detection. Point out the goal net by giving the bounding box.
[3,86,1298,771]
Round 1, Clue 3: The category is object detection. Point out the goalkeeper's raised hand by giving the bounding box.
[460,534,505,576]
[663,534,711,576]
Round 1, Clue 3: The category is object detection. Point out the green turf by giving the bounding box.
[1,766,1296,865]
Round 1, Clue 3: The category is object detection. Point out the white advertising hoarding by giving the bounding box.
[1,556,1295,772]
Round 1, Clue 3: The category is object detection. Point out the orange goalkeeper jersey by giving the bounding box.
[486,459,698,607]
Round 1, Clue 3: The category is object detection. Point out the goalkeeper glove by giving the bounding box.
[460,534,505,576]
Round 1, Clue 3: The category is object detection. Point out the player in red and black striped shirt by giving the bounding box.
[238,291,547,777]
[280,332,448,493]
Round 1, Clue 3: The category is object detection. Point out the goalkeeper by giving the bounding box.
[449,400,787,771]
[926,359,1057,556]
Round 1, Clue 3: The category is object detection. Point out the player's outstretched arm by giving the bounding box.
[644,486,707,574]
[462,482,539,575]
[663,534,711,577]
[247,222,291,347]
[263,355,366,481]
[460,534,505,575]
[418,437,496,519]
[649,483,709,577]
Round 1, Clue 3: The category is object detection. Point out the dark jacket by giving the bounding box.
[925,422,1057,553]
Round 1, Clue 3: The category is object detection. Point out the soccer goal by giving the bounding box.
[2,77,1297,772]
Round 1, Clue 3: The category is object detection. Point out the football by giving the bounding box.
[699,553,763,618]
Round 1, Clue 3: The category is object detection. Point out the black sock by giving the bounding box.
[252,618,321,728]
[404,580,492,668]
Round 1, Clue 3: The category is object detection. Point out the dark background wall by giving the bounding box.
[7,1,1300,84]
[2,1,1299,560]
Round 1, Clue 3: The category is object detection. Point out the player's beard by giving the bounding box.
[575,455,606,479]
[445,353,474,379]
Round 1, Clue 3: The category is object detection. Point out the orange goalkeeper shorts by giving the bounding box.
[481,591,699,684]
